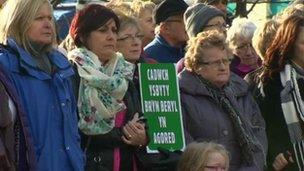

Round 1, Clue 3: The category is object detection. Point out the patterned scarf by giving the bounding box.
[280,64,304,170]
[196,75,264,167]
[68,47,134,135]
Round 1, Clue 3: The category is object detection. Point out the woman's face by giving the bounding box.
[203,16,227,35]
[293,26,304,68]
[117,25,142,63]
[139,9,155,41]
[27,3,54,46]
[196,47,230,88]
[204,152,228,171]
[85,19,118,63]
[233,38,259,67]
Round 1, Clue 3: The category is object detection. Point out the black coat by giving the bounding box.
[82,81,142,171]
[247,71,301,171]
[71,64,143,170]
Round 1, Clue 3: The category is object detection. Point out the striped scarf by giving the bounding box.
[280,64,304,170]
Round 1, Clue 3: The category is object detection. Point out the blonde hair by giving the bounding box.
[252,19,279,60]
[178,142,230,171]
[0,0,54,55]
[106,0,134,16]
[274,4,304,23]
[117,12,140,33]
[59,34,76,54]
[131,0,155,18]
[226,17,256,50]
[184,30,229,72]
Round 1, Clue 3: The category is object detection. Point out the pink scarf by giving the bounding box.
[113,110,138,171]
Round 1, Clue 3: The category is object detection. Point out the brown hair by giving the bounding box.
[252,19,279,60]
[262,15,304,82]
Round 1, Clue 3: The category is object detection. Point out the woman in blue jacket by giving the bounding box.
[0,0,84,170]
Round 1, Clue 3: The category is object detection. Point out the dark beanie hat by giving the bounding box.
[153,0,188,25]
[184,3,224,37]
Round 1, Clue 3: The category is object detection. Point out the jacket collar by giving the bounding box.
[7,38,73,80]
[155,34,185,53]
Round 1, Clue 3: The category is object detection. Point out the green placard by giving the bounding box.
[138,63,185,153]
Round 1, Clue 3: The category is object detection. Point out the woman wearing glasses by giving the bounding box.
[227,17,261,78]
[116,14,144,64]
[179,30,267,170]
[115,13,157,94]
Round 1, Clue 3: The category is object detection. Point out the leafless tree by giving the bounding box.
[233,0,260,17]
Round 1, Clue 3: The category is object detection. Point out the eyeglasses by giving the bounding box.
[204,165,227,171]
[200,57,232,68]
[117,34,144,42]
[205,23,229,29]
[236,43,254,51]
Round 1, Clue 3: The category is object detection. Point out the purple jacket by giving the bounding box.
[178,70,267,171]
[0,65,37,170]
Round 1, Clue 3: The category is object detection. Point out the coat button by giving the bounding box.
[94,156,102,163]
[66,146,70,150]
[61,103,65,107]
[222,130,228,136]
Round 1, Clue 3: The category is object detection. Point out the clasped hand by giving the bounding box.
[122,113,148,147]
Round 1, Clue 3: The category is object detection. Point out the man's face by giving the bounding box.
[164,15,188,46]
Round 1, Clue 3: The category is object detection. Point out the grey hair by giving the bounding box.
[226,17,257,49]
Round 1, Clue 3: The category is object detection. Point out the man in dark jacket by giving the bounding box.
[144,0,188,63]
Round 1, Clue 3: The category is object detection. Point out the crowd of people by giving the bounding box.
[0,0,304,170]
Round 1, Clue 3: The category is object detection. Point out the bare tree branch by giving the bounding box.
[235,0,247,17]
[246,0,259,16]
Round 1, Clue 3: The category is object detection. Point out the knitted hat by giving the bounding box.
[184,3,224,37]
[153,0,188,25]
